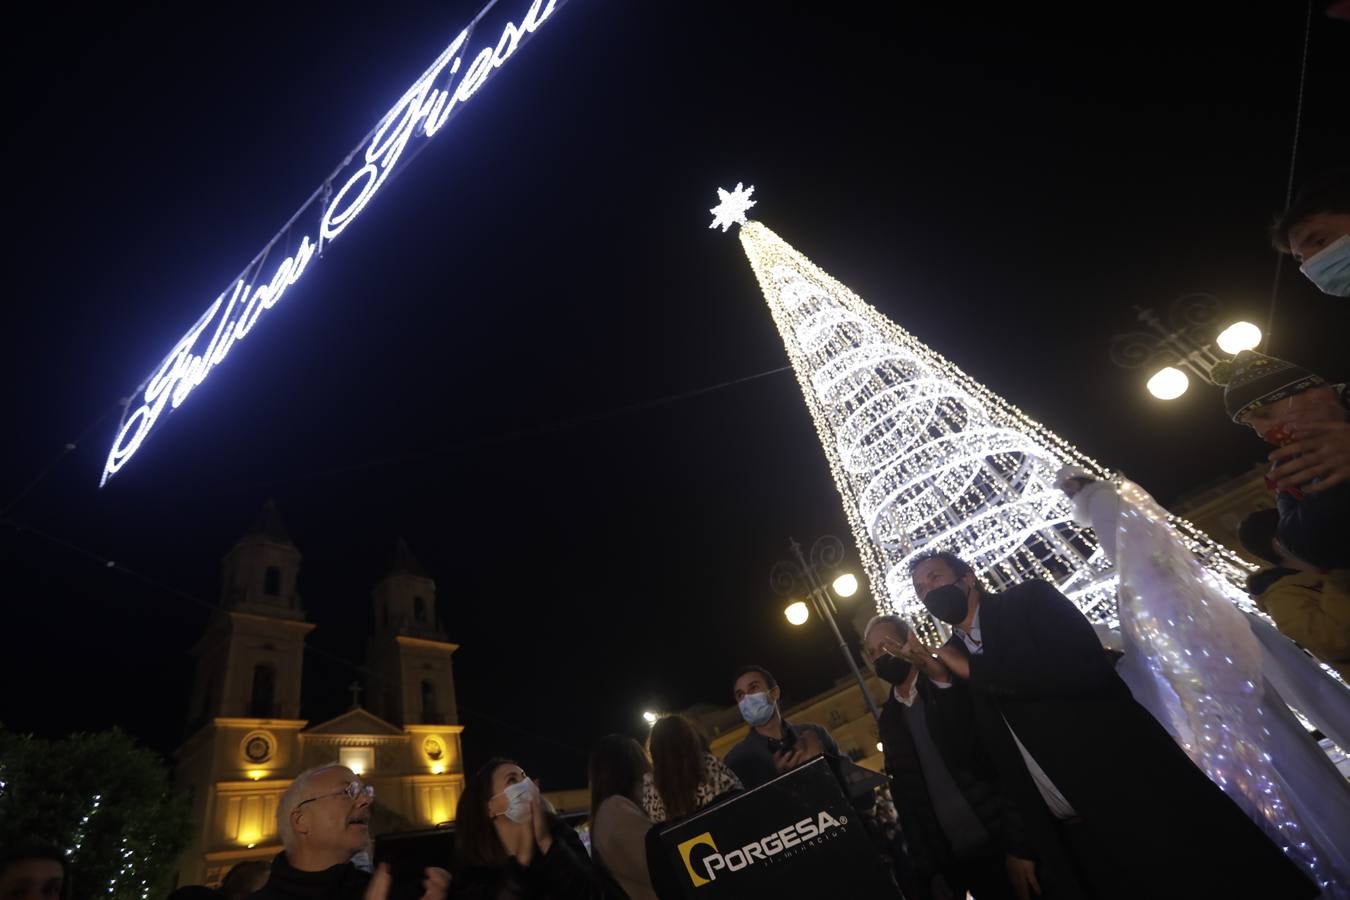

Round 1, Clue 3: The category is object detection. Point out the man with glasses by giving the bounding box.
[250,765,449,900]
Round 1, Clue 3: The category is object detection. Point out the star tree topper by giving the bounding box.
[709,182,757,232]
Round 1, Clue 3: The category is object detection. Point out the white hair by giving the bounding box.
[276,764,348,852]
[862,614,909,643]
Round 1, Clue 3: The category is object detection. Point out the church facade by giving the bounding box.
[174,502,465,887]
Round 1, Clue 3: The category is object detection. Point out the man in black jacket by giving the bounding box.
[863,614,1015,900]
[250,765,449,900]
[907,550,1316,900]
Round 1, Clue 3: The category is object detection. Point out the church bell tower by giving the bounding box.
[366,539,460,727]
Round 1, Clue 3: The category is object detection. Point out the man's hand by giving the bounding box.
[1270,420,1350,492]
[1006,855,1041,900]
[936,644,971,680]
[772,729,824,772]
[420,867,451,900]
[364,864,393,900]
[892,632,953,683]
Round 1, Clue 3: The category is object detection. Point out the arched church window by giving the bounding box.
[414,596,427,623]
[263,566,282,597]
[422,680,439,722]
[250,664,276,718]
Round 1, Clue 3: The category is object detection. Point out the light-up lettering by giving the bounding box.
[102,0,563,485]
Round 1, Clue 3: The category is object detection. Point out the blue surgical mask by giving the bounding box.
[1300,234,1350,297]
[738,691,776,727]
[494,777,536,823]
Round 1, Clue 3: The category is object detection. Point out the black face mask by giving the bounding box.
[874,653,913,685]
[923,582,970,625]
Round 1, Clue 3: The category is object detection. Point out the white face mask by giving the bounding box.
[1300,233,1350,297]
[493,777,536,823]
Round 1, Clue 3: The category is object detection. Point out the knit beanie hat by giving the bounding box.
[1214,350,1326,422]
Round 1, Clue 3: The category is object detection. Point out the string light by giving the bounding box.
[1113,479,1340,893]
[719,202,1253,637]
[709,183,757,232]
[720,194,1336,888]
[101,0,564,486]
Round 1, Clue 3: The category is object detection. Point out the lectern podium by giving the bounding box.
[646,757,901,899]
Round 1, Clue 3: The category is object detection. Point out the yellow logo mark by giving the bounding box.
[677,832,719,887]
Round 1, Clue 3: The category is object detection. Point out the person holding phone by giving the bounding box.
[863,615,1016,900]
[724,665,839,790]
[449,758,614,900]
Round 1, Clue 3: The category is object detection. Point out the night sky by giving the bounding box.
[3,1,1349,790]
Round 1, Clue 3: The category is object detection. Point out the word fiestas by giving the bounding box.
[101,0,560,486]
[679,810,846,886]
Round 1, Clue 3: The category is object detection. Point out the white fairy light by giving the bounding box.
[709,182,757,233]
[722,202,1252,638]
[101,0,563,486]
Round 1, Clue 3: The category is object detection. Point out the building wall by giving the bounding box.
[177,718,466,887]
[1170,464,1272,565]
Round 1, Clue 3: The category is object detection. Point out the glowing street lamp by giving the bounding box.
[642,710,658,725]
[1146,366,1190,400]
[1111,297,1264,403]
[1215,321,1262,356]
[771,536,881,724]
[831,572,859,598]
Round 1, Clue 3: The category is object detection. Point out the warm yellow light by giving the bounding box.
[430,763,446,775]
[784,601,810,626]
[238,825,263,847]
[247,770,266,781]
[876,742,884,752]
[1215,321,1261,355]
[1146,367,1189,400]
[831,573,859,598]
[642,710,658,725]
[246,843,256,849]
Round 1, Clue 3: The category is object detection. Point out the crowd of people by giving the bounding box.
[4,177,1348,900]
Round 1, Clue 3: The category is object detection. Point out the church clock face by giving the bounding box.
[423,737,444,761]
[243,732,274,764]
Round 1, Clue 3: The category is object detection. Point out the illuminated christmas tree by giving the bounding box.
[711,184,1251,623]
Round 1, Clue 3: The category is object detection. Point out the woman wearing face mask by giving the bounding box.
[640,715,742,823]
[450,757,613,900]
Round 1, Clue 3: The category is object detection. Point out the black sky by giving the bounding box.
[3,1,1349,789]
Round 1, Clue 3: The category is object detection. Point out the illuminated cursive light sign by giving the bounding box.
[101,0,563,486]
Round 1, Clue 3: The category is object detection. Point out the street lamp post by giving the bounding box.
[1108,294,1262,400]
[772,535,882,725]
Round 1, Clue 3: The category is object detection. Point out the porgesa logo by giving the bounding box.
[677,833,719,887]
[678,810,846,887]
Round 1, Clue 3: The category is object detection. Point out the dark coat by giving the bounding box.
[1274,383,1350,570]
[956,579,1316,900]
[247,854,369,900]
[449,824,617,900]
[878,677,1007,879]
[1277,481,1350,569]
[724,720,838,791]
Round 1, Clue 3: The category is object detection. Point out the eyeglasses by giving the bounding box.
[294,780,374,812]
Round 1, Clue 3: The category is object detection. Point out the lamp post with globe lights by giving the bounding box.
[1109,294,1263,400]
[772,535,881,724]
